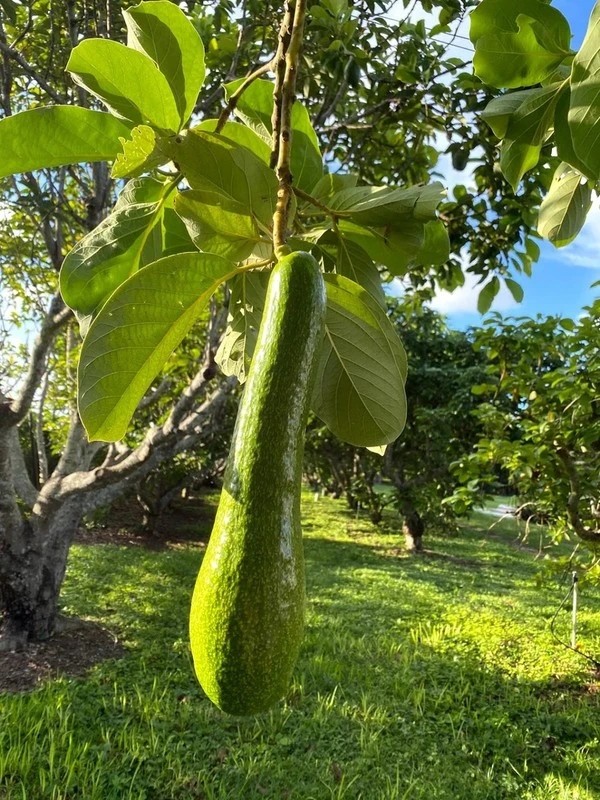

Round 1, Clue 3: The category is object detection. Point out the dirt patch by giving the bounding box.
[75,497,216,550]
[0,618,126,693]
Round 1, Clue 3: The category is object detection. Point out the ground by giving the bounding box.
[0,618,125,693]
[2,492,600,799]
[0,493,210,693]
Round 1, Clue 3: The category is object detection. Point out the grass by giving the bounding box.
[2,493,600,799]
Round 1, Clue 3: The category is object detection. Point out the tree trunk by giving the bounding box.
[403,508,424,553]
[0,497,84,651]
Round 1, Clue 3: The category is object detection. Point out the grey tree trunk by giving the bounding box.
[0,496,84,650]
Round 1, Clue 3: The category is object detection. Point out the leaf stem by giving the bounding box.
[293,186,349,220]
[272,0,307,258]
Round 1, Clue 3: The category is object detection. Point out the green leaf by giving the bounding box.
[312,274,407,447]
[165,128,277,227]
[317,231,386,307]
[328,182,444,226]
[78,252,240,441]
[537,163,592,247]
[67,39,180,132]
[482,84,563,144]
[485,84,564,188]
[554,89,596,180]
[224,78,323,192]
[477,277,500,314]
[470,0,571,89]
[414,219,450,267]
[215,271,270,382]
[569,3,600,180]
[499,138,542,191]
[338,221,425,276]
[0,0,17,23]
[123,0,205,127]
[197,119,271,163]
[111,124,167,179]
[60,177,173,319]
[174,189,265,261]
[504,277,524,303]
[0,107,131,179]
[311,173,359,203]
[480,90,537,139]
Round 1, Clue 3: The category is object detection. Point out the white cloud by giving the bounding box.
[558,202,600,269]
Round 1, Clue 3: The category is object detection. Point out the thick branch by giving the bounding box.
[7,427,38,509]
[556,447,600,544]
[4,295,72,428]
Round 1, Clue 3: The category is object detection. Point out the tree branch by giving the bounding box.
[7,427,38,509]
[271,0,307,257]
[0,38,65,105]
[556,447,600,544]
[5,295,72,427]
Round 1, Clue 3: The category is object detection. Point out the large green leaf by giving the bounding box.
[414,219,450,267]
[338,221,425,276]
[123,0,205,127]
[470,0,571,89]
[312,274,407,447]
[60,177,173,318]
[554,89,596,180]
[165,129,277,227]
[328,182,444,227]
[311,173,359,203]
[569,3,600,180]
[197,119,271,163]
[67,39,180,132]
[216,271,270,382]
[499,137,543,191]
[482,84,563,144]
[316,231,386,307]
[0,107,131,178]
[224,78,323,192]
[78,252,239,441]
[174,189,265,261]
[482,84,564,189]
[537,163,592,247]
[480,89,538,138]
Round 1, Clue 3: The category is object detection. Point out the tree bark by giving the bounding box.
[0,496,84,651]
[402,508,424,554]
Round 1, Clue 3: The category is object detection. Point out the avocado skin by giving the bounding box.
[189,252,326,715]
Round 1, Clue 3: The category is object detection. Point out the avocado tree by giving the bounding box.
[0,0,592,708]
[0,0,516,657]
[462,303,600,546]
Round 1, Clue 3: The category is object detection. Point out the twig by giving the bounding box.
[214,58,274,134]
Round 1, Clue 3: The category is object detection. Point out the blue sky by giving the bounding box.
[428,0,600,328]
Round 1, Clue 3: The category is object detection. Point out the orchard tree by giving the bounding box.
[463,303,600,546]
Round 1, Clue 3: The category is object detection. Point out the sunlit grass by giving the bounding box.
[1,492,600,799]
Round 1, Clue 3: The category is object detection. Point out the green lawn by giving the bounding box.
[2,494,600,799]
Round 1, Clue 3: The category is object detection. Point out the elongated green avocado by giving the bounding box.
[189,251,326,715]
